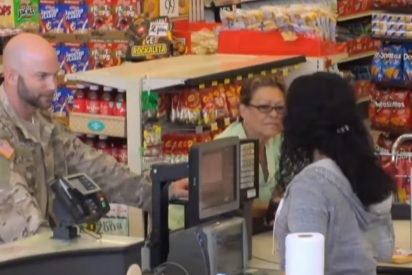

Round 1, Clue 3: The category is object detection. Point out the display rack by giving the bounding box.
[66,54,306,175]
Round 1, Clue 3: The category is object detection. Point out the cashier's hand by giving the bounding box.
[170,178,189,199]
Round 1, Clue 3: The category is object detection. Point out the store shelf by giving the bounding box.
[337,50,376,64]
[374,81,412,90]
[66,54,306,90]
[65,54,307,175]
[337,10,373,22]
[371,35,412,44]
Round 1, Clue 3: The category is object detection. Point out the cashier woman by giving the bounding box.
[169,76,284,230]
[0,33,188,244]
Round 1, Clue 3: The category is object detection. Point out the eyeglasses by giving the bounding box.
[248,103,286,114]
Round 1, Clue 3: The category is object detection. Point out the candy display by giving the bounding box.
[220,4,337,41]
[126,15,173,61]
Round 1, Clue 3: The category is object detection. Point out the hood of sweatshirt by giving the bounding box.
[304,158,393,230]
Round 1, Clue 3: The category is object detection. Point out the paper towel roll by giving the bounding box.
[286,232,325,275]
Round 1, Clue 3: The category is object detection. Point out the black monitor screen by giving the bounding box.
[199,146,236,212]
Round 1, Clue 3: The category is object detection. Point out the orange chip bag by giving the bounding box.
[201,88,216,124]
[225,83,240,119]
[389,90,412,132]
[213,85,230,120]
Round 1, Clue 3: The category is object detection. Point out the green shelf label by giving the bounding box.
[88,120,106,132]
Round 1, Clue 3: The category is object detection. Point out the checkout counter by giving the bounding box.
[0,137,410,275]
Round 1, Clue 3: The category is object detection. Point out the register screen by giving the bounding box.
[199,146,235,211]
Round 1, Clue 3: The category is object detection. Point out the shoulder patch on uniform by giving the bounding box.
[0,139,14,159]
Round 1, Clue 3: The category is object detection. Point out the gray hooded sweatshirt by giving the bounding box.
[274,158,394,275]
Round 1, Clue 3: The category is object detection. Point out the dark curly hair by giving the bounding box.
[277,72,394,207]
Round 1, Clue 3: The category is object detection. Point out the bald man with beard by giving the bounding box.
[0,33,187,243]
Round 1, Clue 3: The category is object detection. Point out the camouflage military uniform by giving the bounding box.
[0,86,151,244]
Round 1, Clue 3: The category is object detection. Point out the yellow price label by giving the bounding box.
[224,117,231,126]
[199,83,205,89]
[282,69,289,77]
[261,71,266,76]
[236,75,243,81]
[211,122,218,131]
[248,73,253,79]
[224,78,230,84]
[212,81,218,86]
[271,68,278,74]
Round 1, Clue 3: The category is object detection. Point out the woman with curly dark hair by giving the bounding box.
[274,72,395,275]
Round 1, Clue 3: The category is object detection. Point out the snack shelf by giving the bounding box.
[374,81,412,90]
[337,50,376,64]
[337,10,373,22]
[65,54,307,175]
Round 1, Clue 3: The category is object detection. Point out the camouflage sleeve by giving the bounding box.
[57,126,152,212]
[0,157,43,244]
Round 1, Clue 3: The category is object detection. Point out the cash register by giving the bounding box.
[149,137,262,275]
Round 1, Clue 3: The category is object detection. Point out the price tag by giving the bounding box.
[261,71,266,76]
[282,69,289,77]
[224,117,231,126]
[224,78,230,84]
[271,68,278,74]
[236,75,242,81]
[248,73,253,79]
[211,122,218,131]
[199,83,206,90]
[160,0,179,17]
[212,80,218,86]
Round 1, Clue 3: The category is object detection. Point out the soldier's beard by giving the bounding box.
[17,75,53,110]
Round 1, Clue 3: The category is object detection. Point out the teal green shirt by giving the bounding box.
[169,121,282,230]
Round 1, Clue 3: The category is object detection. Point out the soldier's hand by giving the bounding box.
[171,178,189,199]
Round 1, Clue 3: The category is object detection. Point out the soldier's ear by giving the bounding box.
[3,67,18,85]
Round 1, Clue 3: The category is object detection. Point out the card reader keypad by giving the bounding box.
[240,143,255,191]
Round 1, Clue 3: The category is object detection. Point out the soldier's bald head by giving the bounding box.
[3,33,57,74]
